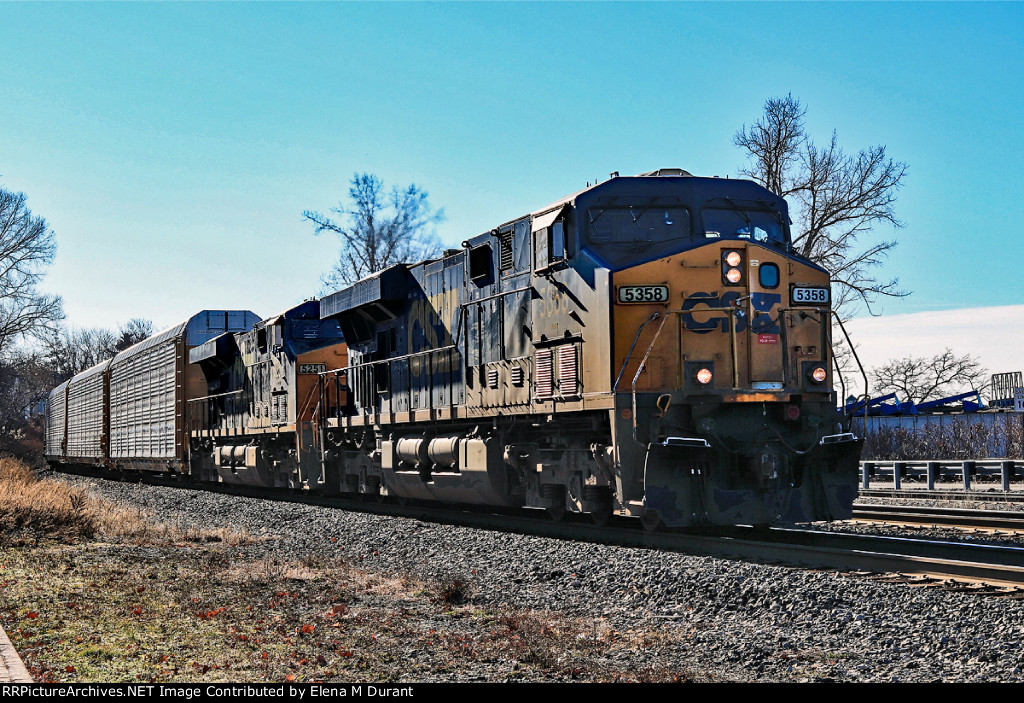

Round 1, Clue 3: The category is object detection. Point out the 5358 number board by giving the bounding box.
[617,285,669,304]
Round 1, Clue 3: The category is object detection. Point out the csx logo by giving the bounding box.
[681,292,781,334]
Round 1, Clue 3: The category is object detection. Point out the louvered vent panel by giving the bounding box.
[510,366,524,387]
[487,368,499,389]
[500,231,514,271]
[557,345,578,398]
[67,373,105,458]
[110,341,177,459]
[534,350,554,399]
[45,389,66,457]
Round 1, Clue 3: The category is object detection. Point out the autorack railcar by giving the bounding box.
[45,310,261,472]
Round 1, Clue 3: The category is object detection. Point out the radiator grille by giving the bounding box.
[557,345,578,398]
[534,349,554,399]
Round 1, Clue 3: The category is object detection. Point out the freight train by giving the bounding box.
[45,169,863,529]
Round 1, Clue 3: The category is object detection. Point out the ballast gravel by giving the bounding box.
[58,476,1024,683]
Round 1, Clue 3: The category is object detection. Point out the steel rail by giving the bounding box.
[49,464,1024,590]
[851,504,1024,531]
[858,488,1024,503]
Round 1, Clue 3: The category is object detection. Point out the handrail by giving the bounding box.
[186,389,244,404]
[318,344,460,426]
[828,311,870,423]
[626,307,740,442]
[319,344,458,375]
[612,312,660,392]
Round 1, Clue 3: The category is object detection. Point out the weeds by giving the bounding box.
[862,415,1023,460]
[0,457,98,538]
[426,572,473,606]
[0,457,251,546]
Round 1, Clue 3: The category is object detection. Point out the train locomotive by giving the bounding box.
[45,169,862,528]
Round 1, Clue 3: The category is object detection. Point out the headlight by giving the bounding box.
[695,368,713,385]
[809,366,827,383]
[721,250,744,285]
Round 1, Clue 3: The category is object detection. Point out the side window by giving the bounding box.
[468,243,493,282]
[534,216,569,271]
[533,226,548,271]
[550,220,566,263]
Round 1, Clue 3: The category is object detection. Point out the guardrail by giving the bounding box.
[860,459,1024,491]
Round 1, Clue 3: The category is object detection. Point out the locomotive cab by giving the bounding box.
[588,175,861,526]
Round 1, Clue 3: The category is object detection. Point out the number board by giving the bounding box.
[298,363,327,375]
[790,285,830,306]
[616,285,670,304]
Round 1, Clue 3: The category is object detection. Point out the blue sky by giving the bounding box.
[1,2,1022,374]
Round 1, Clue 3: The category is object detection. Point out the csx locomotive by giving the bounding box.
[45,169,862,528]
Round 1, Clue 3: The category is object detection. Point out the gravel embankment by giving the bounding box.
[55,475,1024,682]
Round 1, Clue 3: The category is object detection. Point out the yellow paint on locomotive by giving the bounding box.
[295,343,348,423]
[612,241,831,397]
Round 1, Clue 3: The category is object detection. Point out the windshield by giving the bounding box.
[584,204,692,263]
[702,207,787,245]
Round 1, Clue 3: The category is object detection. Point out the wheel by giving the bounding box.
[546,502,567,522]
[640,510,663,533]
[590,501,613,526]
[585,487,614,526]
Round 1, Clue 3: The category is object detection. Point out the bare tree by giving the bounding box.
[0,349,51,459]
[113,317,153,352]
[44,326,117,382]
[0,186,63,351]
[43,317,153,382]
[734,95,908,314]
[304,173,444,289]
[871,348,987,404]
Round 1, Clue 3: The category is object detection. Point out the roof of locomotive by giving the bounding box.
[321,170,799,316]
[190,301,335,365]
[259,298,322,327]
[468,169,788,244]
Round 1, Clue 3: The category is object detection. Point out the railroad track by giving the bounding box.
[53,467,1024,593]
[851,503,1024,532]
[859,487,1024,503]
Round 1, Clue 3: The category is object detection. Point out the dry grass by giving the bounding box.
[0,537,703,683]
[0,458,707,683]
[0,457,247,545]
[0,457,98,538]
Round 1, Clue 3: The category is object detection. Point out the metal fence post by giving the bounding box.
[894,461,904,490]
[927,461,938,491]
[862,461,873,490]
[962,460,974,490]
